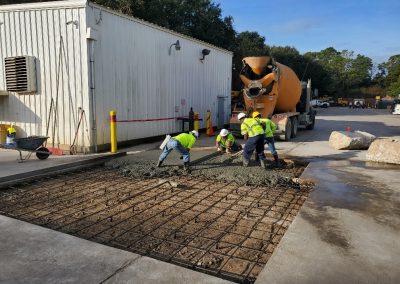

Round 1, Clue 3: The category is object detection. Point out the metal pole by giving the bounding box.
[194,112,199,132]
[189,107,194,131]
[110,110,117,153]
[306,79,311,113]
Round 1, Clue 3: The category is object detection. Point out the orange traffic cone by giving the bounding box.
[206,110,214,136]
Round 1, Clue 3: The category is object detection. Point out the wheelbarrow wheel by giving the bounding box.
[36,147,50,160]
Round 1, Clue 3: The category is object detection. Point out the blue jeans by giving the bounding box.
[264,137,277,156]
[243,135,265,161]
[159,139,190,163]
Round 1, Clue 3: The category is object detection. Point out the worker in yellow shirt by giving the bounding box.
[6,126,17,145]
[252,111,280,167]
[158,130,198,170]
[216,129,241,153]
[237,112,266,168]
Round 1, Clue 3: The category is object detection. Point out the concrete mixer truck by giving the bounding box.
[230,56,316,141]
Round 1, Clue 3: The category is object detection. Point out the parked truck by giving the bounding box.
[230,56,316,141]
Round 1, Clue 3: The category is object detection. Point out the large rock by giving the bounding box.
[366,139,400,164]
[329,130,376,150]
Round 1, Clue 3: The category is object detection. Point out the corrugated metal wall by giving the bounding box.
[86,4,232,145]
[0,1,91,149]
[0,0,232,150]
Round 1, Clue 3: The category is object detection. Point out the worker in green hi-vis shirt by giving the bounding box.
[157,130,199,170]
[216,129,242,153]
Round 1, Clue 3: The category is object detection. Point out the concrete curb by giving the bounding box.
[0,152,126,189]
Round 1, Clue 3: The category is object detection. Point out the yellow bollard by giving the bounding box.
[110,110,117,153]
[194,112,199,132]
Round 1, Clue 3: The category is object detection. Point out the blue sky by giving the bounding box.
[216,0,400,64]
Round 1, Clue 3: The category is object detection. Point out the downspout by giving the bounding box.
[88,38,97,152]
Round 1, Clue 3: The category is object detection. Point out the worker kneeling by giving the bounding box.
[252,112,280,167]
[157,130,198,170]
[216,129,242,153]
[238,112,267,168]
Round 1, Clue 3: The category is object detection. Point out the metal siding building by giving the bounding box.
[0,1,90,150]
[0,0,232,151]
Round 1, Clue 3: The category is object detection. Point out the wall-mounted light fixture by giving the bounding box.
[66,20,79,29]
[168,40,181,55]
[200,48,210,62]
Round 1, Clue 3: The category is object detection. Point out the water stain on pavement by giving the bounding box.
[300,208,351,250]
[300,161,400,249]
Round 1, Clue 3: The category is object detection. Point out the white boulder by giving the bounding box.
[329,130,376,150]
[366,139,400,165]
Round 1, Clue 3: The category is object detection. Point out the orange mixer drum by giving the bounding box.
[274,62,301,112]
[240,56,301,117]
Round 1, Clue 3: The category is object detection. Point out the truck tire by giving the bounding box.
[306,114,315,130]
[291,117,298,138]
[279,118,292,141]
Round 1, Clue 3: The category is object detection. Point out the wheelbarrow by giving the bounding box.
[0,136,51,162]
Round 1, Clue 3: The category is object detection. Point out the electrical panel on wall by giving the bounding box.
[5,56,37,93]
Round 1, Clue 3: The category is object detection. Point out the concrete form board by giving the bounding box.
[0,1,90,149]
[0,0,232,150]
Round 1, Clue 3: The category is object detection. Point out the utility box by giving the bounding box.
[5,56,37,93]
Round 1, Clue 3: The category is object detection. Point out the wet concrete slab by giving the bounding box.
[255,160,400,284]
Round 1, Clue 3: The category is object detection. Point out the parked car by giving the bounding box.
[311,99,330,108]
[351,99,366,109]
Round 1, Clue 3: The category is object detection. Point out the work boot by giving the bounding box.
[243,158,249,167]
[157,160,163,167]
[254,153,260,162]
[273,154,281,168]
[260,159,267,169]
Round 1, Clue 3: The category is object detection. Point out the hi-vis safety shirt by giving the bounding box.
[216,133,235,147]
[174,133,196,150]
[241,118,264,137]
[257,118,277,138]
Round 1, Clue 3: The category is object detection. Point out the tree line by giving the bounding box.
[2,0,399,99]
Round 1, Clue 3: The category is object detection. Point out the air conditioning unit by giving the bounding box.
[5,56,37,93]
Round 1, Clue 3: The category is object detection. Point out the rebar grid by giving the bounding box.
[0,167,310,283]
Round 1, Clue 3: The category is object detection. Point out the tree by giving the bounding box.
[92,0,236,50]
[231,31,269,90]
[346,54,373,87]
[374,55,400,97]
[386,81,400,97]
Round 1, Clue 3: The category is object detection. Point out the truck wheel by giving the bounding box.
[306,115,315,130]
[291,117,298,138]
[279,119,292,141]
